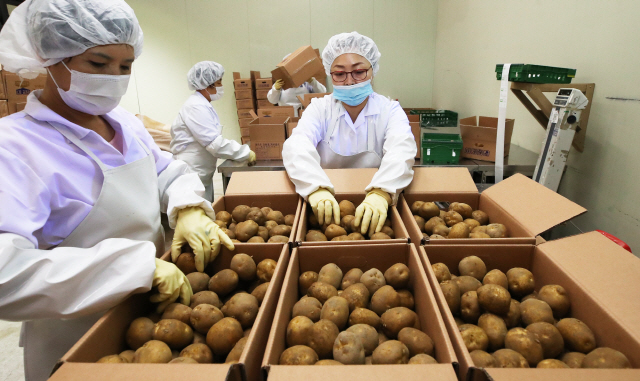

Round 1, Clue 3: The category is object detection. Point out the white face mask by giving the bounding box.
[208,86,224,102]
[48,61,130,115]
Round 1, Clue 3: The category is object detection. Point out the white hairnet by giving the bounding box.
[322,31,380,76]
[0,0,143,78]
[187,61,225,91]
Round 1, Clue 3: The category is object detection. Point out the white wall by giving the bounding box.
[432,1,640,251]
[122,0,438,143]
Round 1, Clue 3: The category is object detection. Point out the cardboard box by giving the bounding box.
[407,114,421,159]
[239,117,253,128]
[312,48,328,85]
[256,89,270,99]
[257,106,295,119]
[250,71,261,84]
[460,116,515,162]
[0,66,7,99]
[4,72,46,103]
[271,46,324,90]
[236,98,256,110]
[52,243,291,381]
[249,116,289,160]
[237,109,254,119]
[257,99,273,109]
[261,243,458,381]
[225,170,297,196]
[233,72,252,90]
[286,122,297,137]
[400,168,586,245]
[0,100,8,117]
[241,127,250,138]
[420,232,640,381]
[235,89,254,100]
[241,137,250,145]
[296,93,329,109]
[255,78,273,90]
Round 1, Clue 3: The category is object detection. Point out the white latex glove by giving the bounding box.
[354,189,392,236]
[151,259,192,313]
[308,188,340,226]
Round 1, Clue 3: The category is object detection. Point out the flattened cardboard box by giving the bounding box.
[460,116,515,162]
[419,231,640,381]
[262,243,458,381]
[271,45,324,90]
[53,243,291,381]
[400,168,586,245]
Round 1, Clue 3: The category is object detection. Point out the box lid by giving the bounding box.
[267,364,458,381]
[225,171,296,195]
[49,362,236,381]
[481,174,586,236]
[324,168,378,194]
[404,167,477,194]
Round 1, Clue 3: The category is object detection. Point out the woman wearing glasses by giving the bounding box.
[282,32,416,237]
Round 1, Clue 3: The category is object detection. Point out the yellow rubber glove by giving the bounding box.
[307,77,316,84]
[274,79,284,90]
[308,188,340,226]
[248,150,257,166]
[172,207,235,272]
[354,189,392,237]
[150,259,192,313]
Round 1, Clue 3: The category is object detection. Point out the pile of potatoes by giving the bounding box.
[214,205,296,244]
[434,256,631,369]
[279,262,437,365]
[306,200,396,242]
[410,201,507,239]
[96,254,278,364]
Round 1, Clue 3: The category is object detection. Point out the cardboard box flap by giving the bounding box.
[249,110,258,119]
[225,171,296,195]
[481,174,586,236]
[485,368,640,381]
[267,364,458,381]
[324,168,379,194]
[405,167,478,194]
[49,363,236,381]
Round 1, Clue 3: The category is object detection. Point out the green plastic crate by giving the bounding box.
[409,109,458,127]
[421,133,462,165]
[495,64,576,84]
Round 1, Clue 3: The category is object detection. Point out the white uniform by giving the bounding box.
[171,92,250,201]
[267,79,327,117]
[282,92,416,203]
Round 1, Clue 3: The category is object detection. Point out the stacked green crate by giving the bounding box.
[495,64,576,84]
[409,109,458,127]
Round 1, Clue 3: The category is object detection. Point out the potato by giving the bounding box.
[562,352,586,368]
[341,215,356,233]
[398,327,434,357]
[221,293,259,328]
[225,336,248,364]
[318,263,343,290]
[299,271,319,296]
[477,284,511,315]
[410,201,424,214]
[186,272,210,294]
[231,205,251,222]
[503,299,522,329]
[287,316,314,347]
[235,220,259,241]
[179,343,213,363]
[506,268,535,298]
[360,268,386,294]
[265,210,285,225]
[153,319,194,349]
[119,350,135,363]
[333,331,366,364]
[455,276,483,295]
[380,226,395,239]
[521,293,538,302]
[256,226,269,241]
[229,254,257,282]
[460,291,481,323]
[216,211,232,225]
[472,226,487,234]
[370,232,391,240]
[432,224,450,237]
[463,218,481,230]
[459,256,487,280]
[190,290,222,309]
[418,202,440,220]
[265,220,278,232]
[251,282,269,305]
[268,235,289,243]
[175,253,197,275]
[97,354,127,363]
[245,208,266,226]
[478,313,508,351]
[556,318,596,353]
[346,324,378,356]
[320,296,350,330]
[284,214,296,226]
[432,263,452,283]
[133,340,172,363]
[349,308,381,330]
[504,327,544,366]
[280,345,319,365]
[331,235,351,242]
[520,299,554,325]
[482,269,508,289]
[448,222,470,238]
[206,317,244,356]
[306,230,327,241]
[126,317,155,350]
[471,210,489,225]
[470,350,495,368]
[469,232,491,239]
[339,200,356,218]
[408,354,437,364]
[459,324,489,352]
[440,280,461,315]
[486,223,507,238]
[372,340,410,364]
[161,303,192,326]
[378,331,389,345]
[537,359,569,368]
[341,268,363,290]
[425,217,445,235]
[443,211,463,227]
[315,359,343,365]
[341,283,370,312]
[538,284,570,319]
[270,224,292,238]
[348,232,365,240]
[492,348,529,368]
[257,259,277,282]
[397,290,415,310]
[292,297,322,322]
[209,269,239,297]
[247,236,265,243]
[526,322,564,359]
[307,282,338,305]
[228,222,237,232]
[259,206,273,216]
[321,224,345,240]
[384,263,410,290]
[414,215,426,232]
[371,285,401,316]
[308,319,340,359]
[450,202,473,219]
[381,307,417,338]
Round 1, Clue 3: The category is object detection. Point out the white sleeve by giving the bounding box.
[267,85,282,105]
[183,103,224,147]
[0,233,156,321]
[206,135,250,161]
[309,78,327,93]
[365,102,417,205]
[282,99,334,199]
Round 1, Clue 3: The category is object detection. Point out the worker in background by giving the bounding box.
[282,32,416,237]
[267,54,327,117]
[0,1,233,380]
[171,61,256,202]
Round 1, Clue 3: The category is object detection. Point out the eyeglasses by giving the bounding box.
[330,67,371,83]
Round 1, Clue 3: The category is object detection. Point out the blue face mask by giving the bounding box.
[332,79,373,106]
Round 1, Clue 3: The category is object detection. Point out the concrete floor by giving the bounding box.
[0,173,224,381]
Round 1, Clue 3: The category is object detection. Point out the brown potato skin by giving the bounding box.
[324,224,347,240]
[460,291,481,323]
[287,316,314,347]
[315,359,343,365]
[251,282,270,305]
[293,296,322,322]
[126,317,155,350]
[246,208,266,226]
[257,259,277,282]
[503,299,521,329]
[230,254,257,282]
[440,280,461,316]
[341,215,356,233]
[306,230,327,241]
[470,350,495,368]
[235,220,259,241]
[398,327,434,357]
[360,268,386,294]
[119,350,135,363]
[284,214,295,226]
[349,308,381,330]
[381,307,418,339]
[537,359,569,368]
[152,319,194,350]
[318,263,343,290]
[432,263,452,283]
[97,354,127,363]
[299,271,319,296]
[478,313,508,351]
[424,217,445,235]
[443,211,463,227]
[179,343,213,363]
[209,269,239,297]
[270,225,292,238]
[372,340,410,364]
[341,268,363,290]
[411,201,425,214]
[266,210,285,225]
[268,235,289,243]
[225,336,248,364]
[247,236,265,243]
[231,205,251,223]
[175,253,197,275]
[450,202,473,219]
[307,282,338,305]
[414,215,426,232]
[504,327,544,367]
[133,340,173,363]
[370,285,401,316]
[432,224,450,237]
[279,345,319,365]
[463,218,481,230]
[483,269,508,289]
[190,304,224,335]
[538,284,571,319]
[455,276,483,295]
[418,202,440,220]
[339,200,356,218]
[448,222,470,238]
[186,272,210,294]
[221,293,259,328]
[265,220,278,232]
[333,331,366,364]
[320,296,350,330]
[308,319,340,359]
[216,211,232,225]
[561,352,586,368]
[527,322,564,359]
[380,226,395,238]
[506,268,535,298]
[346,324,379,356]
[348,232,366,241]
[520,299,554,325]
[190,290,222,309]
[370,232,391,240]
[556,318,597,354]
[206,317,244,356]
[477,284,511,315]
[486,223,507,238]
[409,354,438,364]
[341,283,370,312]
[459,324,489,352]
[397,290,415,310]
[472,210,489,225]
[384,263,410,290]
[492,348,529,368]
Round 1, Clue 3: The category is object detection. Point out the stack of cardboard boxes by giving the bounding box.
[234,71,257,145]
[0,67,47,117]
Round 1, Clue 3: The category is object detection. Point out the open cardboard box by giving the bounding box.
[419,231,640,381]
[262,243,458,381]
[233,72,252,90]
[50,243,291,381]
[271,45,324,90]
[256,106,295,118]
[400,168,586,245]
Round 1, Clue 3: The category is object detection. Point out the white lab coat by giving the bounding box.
[282,92,416,203]
[267,78,326,116]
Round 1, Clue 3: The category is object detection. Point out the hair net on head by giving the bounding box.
[322,31,380,76]
[0,0,143,78]
[187,61,225,91]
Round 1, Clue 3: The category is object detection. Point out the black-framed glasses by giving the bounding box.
[330,67,371,83]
